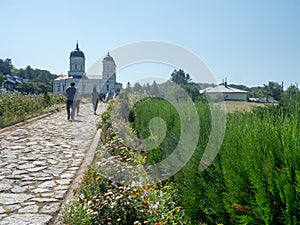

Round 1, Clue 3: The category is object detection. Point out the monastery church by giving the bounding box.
[53,43,122,98]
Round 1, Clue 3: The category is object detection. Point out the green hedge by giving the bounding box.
[0,92,65,128]
[132,97,300,224]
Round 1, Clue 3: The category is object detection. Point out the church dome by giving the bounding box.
[70,43,85,58]
[103,52,114,61]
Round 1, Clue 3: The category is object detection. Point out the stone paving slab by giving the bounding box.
[0,102,106,224]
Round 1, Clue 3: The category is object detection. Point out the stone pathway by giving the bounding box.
[0,102,106,225]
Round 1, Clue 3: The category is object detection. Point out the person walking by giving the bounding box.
[74,91,81,115]
[91,86,99,115]
[65,82,77,121]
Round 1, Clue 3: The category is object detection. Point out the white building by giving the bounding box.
[53,43,122,99]
[201,82,248,101]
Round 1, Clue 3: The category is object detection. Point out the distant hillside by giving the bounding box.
[0,58,58,93]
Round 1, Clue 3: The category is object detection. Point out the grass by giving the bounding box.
[0,93,65,128]
[216,101,266,113]
[62,94,300,224]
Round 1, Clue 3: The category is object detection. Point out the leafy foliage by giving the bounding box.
[62,103,190,224]
[0,92,65,128]
[0,58,58,93]
[132,95,300,224]
[170,69,191,85]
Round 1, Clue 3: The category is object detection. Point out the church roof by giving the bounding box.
[103,51,115,62]
[70,43,85,58]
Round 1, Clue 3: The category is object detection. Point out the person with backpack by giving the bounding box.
[65,82,77,121]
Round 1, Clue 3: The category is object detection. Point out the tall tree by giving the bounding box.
[170,69,191,85]
[150,81,160,96]
[263,81,283,101]
[133,82,142,92]
[0,58,13,75]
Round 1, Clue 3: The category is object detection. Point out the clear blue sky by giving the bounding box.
[1,0,299,88]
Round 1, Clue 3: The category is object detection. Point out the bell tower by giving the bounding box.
[102,52,116,93]
[68,42,85,79]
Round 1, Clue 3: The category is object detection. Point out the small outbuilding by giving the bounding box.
[200,82,248,101]
[2,74,24,92]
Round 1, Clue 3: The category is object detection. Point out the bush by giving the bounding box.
[132,96,300,224]
[62,101,190,224]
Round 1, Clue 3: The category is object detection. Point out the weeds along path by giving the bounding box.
[0,101,107,225]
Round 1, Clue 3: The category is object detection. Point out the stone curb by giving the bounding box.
[52,128,102,225]
[0,106,63,133]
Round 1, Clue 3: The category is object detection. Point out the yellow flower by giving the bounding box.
[175,206,181,210]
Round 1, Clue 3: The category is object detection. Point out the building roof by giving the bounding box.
[70,43,85,58]
[201,85,248,94]
[54,74,72,80]
[6,74,16,84]
[103,51,115,62]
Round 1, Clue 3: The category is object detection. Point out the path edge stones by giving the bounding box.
[52,128,102,225]
[0,105,64,133]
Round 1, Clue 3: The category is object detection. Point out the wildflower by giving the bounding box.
[111,180,117,186]
[150,202,159,209]
[175,206,181,210]
[143,190,148,197]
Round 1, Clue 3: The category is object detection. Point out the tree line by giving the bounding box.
[126,69,300,104]
[0,58,58,94]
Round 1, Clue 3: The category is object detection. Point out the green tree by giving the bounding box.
[150,80,160,96]
[0,72,4,88]
[133,82,142,92]
[170,69,191,85]
[15,81,41,94]
[145,82,151,94]
[263,81,283,101]
[0,58,13,75]
[279,84,300,110]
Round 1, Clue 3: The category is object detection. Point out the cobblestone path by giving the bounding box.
[0,102,106,225]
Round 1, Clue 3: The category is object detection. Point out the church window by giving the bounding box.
[106,84,109,91]
[75,64,77,70]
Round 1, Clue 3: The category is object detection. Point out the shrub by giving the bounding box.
[0,92,65,128]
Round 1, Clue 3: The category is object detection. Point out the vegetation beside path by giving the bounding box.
[62,102,190,225]
[0,92,65,128]
[62,90,300,225]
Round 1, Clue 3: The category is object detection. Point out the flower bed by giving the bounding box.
[62,104,190,225]
[0,92,65,128]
